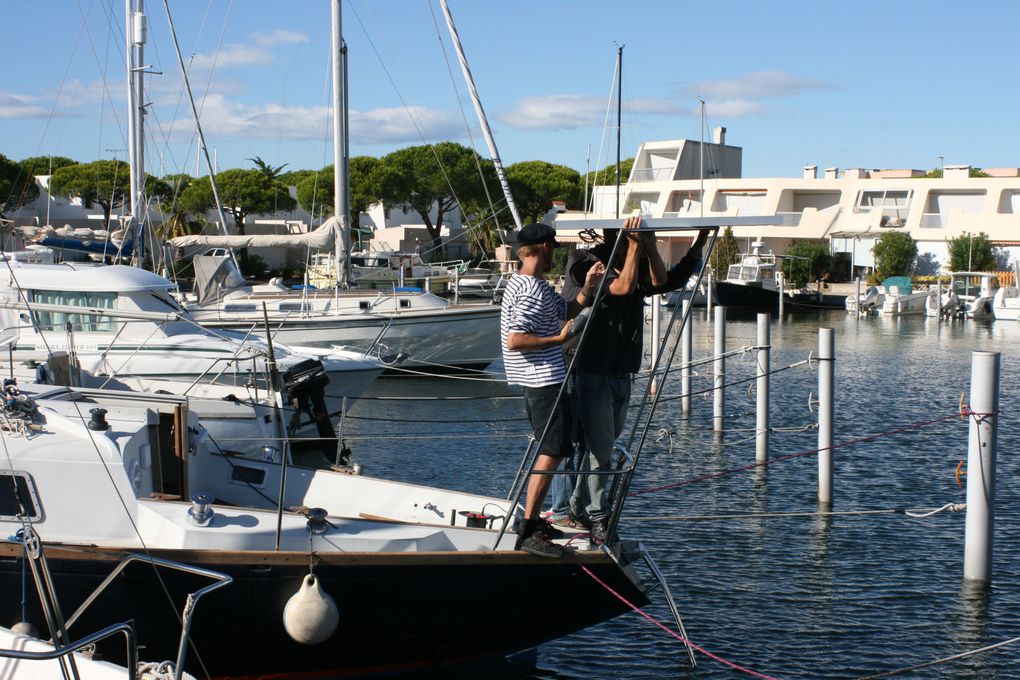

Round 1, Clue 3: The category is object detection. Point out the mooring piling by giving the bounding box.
[650,294,661,395]
[713,306,726,433]
[817,327,834,506]
[777,271,785,316]
[705,270,714,321]
[755,313,770,462]
[963,351,1000,585]
[681,298,692,416]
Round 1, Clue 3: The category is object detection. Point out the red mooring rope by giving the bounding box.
[629,411,988,497]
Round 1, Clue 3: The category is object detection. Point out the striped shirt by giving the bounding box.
[500,273,567,387]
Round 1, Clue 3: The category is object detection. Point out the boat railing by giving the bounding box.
[0,621,139,680]
[64,553,233,680]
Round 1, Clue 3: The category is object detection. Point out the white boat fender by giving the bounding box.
[283,574,339,644]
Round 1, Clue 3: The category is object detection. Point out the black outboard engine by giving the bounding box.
[281,359,336,461]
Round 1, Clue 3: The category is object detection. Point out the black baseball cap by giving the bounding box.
[516,222,560,247]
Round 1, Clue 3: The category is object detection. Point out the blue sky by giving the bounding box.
[2,1,1018,180]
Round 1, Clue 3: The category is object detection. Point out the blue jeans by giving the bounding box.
[571,372,630,522]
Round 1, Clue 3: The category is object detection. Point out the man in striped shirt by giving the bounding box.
[501,222,603,557]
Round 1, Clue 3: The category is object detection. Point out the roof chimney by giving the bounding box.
[713,126,726,145]
[824,167,839,179]
[803,165,817,179]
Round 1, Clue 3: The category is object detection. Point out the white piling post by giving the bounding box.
[681,298,692,416]
[650,294,661,395]
[963,351,1000,585]
[854,277,862,316]
[706,270,714,321]
[817,328,834,506]
[756,313,770,462]
[713,306,726,433]
[777,270,785,316]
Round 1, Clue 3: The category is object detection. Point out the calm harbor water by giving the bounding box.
[341,310,1020,679]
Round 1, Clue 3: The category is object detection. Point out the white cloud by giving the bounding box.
[682,70,835,101]
[352,106,462,144]
[499,94,683,131]
[703,100,771,118]
[170,95,460,145]
[190,30,310,71]
[499,95,612,130]
[0,93,52,119]
[251,30,309,47]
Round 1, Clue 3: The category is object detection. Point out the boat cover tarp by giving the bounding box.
[881,276,912,294]
[193,254,246,305]
[168,217,338,250]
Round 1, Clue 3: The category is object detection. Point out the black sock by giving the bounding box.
[519,518,542,539]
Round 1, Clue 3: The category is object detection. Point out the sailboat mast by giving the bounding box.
[161,0,232,241]
[439,0,522,231]
[332,0,351,288]
[615,45,622,219]
[126,0,147,264]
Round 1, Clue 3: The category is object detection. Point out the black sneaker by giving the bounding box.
[591,519,610,544]
[518,531,564,558]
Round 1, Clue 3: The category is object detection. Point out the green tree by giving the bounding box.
[0,154,22,217]
[179,169,296,273]
[50,159,132,226]
[583,158,635,190]
[947,232,996,271]
[296,157,382,225]
[5,156,78,212]
[871,231,917,279]
[708,226,740,275]
[781,240,833,288]
[179,168,296,235]
[375,142,488,254]
[278,168,315,187]
[249,156,288,179]
[158,174,202,240]
[506,160,582,223]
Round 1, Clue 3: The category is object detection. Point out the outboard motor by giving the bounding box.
[282,359,336,460]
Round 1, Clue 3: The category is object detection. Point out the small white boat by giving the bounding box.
[928,271,1000,319]
[992,262,1020,321]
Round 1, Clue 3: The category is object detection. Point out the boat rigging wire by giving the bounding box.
[854,634,1020,679]
[627,504,966,522]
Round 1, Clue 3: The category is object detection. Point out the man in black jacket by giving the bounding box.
[566,217,707,542]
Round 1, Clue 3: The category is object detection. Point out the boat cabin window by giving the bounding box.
[728,265,766,282]
[278,303,310,312]
[30,290,118,332]
[0,471,41,521]
[224,304,257,313]
[761,268,774,281]
[399,299,411,308]
[359,301,370,310]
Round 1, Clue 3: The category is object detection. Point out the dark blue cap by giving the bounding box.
[516,222,560,247]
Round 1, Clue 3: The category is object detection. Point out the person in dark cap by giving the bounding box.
[500,222,603,557]
[567,216,707,543]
